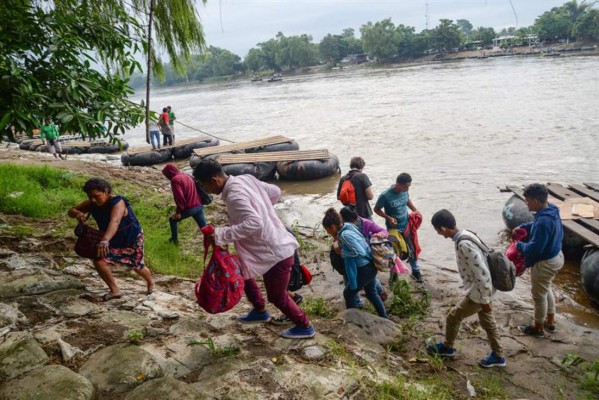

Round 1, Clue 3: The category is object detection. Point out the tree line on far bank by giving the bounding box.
[131,0,599,88]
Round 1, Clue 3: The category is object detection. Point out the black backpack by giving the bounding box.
[194,179,213,206]
[456,232,516,292]
[287,251,304,292]
[329,249,346,276]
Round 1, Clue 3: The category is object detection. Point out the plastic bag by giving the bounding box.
[506,228,527,277]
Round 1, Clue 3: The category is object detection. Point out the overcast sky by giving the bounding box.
[197,0,568,57]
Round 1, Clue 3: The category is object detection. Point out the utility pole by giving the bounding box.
[145,0,155,145]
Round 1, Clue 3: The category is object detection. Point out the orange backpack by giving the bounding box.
[338,173,357,205]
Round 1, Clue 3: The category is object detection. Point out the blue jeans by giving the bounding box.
[410,259,421,274]
[375,278,384,295]
[169,206,206,242]
[150,130,160,149]
[344,263,387,318]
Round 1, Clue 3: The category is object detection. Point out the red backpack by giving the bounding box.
[195,238,245,314]
[338,172,357,205]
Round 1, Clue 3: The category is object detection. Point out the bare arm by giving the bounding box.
[407,199,417,212]
[365,185,374,201]
[68,200,92,223]
[102,200,126,243]
[374,206,396,227]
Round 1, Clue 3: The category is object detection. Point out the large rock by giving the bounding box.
[141,337,213,378]
[125,377,205,400]
[79,343,163,393]
[96,310,151,333]
[0,302,25,332]
[336,309,402,346]
[0,365,94,400]
[0,253,56,271]
[0,270,84,300]
[0,331,49,381]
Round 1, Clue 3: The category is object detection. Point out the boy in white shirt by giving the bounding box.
[427,209,505,368]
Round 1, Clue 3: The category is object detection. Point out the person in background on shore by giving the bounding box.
[428,209,505,368]
[323,208,387,318]
[167,106,176,144]
[149,118,161,150]
[374,173,423,283]
[68,178,155,301]
[193,159,315,339]
[340,206,388,300]
[162,164,206,245]
[337,156,374,219]
[516,183,564,337]
[40,118,64,160]
[159,107,172,146]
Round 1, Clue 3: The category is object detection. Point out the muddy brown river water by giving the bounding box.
[131,55,599,326]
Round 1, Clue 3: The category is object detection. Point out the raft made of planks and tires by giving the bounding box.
[192,145,339,181]
[501,182,599,308]
[18,139,129,155]
[121,137,219,166]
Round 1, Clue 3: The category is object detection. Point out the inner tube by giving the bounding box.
[222,162,277,181]
[19,141,34,150]
[87,141,130,154]
[121,148,173,166]
[502,195,533,231]
[62,145,88,155]
[246,140,299,153]
[277,154,340,181]
[172,138,220,159]
[581,249,599,309]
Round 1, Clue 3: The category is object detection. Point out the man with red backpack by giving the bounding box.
[193,159,315,339]
[337,157,374,219]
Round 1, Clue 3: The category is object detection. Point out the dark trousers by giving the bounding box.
[244,256,311,328]
[169,206,206,242]
[344,263,387,318]
[163,133,173,146]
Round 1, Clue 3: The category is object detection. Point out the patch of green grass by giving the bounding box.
[303,296,335,318]
[127,329,144,345]
[387,280,430,319]
[189,337,240,357]
[0,165,85,218]
[326,339,357,369]
[0,164,205,278]
[361,375,453,400]
[472,374,509,399]
[562,353,599,397]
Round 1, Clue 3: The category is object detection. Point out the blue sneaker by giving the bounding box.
[426,342,456,358]
[280,325,316,339]
[238,310,271,324]
[479,351,506,368]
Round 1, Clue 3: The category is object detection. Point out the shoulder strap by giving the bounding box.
[456,231,491,254]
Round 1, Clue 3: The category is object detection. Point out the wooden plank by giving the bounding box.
[584,182,599,192]
[216,150,329,164]
[127,136,210,155]
[506,185,525,200]
[547,182,580,200]
[562,220,599,248]
[569,184,599,203]
[578,218,599,234]
[193,135,292,157]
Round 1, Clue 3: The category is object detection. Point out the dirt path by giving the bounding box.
[1,144,598,399]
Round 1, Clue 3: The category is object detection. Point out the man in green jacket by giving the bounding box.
[40,118,64,160]
[167,106,176,144]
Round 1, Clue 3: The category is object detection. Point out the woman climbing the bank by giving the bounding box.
[68,178,154,300]
[323,208,387,318]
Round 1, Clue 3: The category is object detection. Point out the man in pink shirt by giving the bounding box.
[193,159,315,339]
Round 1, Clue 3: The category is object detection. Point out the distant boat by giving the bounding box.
[267,77,282,82]
[251,76,263,82]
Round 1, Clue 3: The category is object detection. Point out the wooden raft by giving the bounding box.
[127,136,210,155]
[505,182,599,248]
[192,135,292,157]
[216,150,330,165]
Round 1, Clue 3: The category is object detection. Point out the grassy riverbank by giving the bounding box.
[0,164,207,278]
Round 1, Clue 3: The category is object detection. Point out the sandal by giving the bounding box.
[102,293,122,302]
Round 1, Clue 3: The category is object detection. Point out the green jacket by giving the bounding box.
[40,124,60,141]
[168,111,176,126]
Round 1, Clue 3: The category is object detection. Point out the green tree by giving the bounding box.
[257,39,280,71]
[457,19,473,39]
[534,1,593,41]
[498,26,517,36]
[276,34,317,69]
[360,19,399,61]
[245,48,265,72]
[319,34,342,64]
[340,28,364,55]
[471,26,497,45]
[431,19,464,52]
[130,0,207,143]
[572,7,599,40]
[1,0,146,141]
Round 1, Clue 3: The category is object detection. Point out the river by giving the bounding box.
[130,55,599,326]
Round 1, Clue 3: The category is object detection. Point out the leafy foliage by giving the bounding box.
[387,280,430,319]
[0,0,146,141]
[360,19,401,61]
[534,0,597,41]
